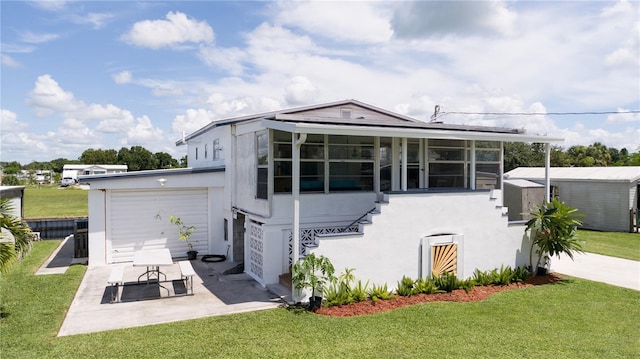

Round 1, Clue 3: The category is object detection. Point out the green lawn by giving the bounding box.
[1,241,639,358]
[23,184,88,218]
[577,229,640,261]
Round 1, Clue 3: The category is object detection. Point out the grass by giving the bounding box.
[23,184,88,218]
[1,241,639,358]
[577,229,640,261]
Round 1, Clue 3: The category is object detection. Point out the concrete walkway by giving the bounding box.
[550,252,640,291]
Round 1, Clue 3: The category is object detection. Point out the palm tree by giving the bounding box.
[0,198,33,275]
[525,198,583,274]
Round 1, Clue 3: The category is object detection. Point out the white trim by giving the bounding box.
[260,119,563,143]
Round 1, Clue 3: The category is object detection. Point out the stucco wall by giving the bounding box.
[311,191,531,289]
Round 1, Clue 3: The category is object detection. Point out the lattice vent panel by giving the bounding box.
[431,243,457,277]
[248,221,264,279]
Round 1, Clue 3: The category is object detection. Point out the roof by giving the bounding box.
[504,167,640,182]
[78,166,224,182]
[64,164,128,170]
[177,99,563,145]
[504,179,545,188]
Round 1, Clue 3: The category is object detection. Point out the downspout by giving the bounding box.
[544,143,551,203]
[292,132,307,301]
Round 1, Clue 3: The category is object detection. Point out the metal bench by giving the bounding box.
[178,261,196,295]
[107,265,125,303]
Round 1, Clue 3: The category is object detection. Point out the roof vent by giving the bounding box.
[341,108,352,119]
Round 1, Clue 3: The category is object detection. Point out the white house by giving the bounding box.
[63,164,128,180]
[505,166,640,232]
[84,100,562,293]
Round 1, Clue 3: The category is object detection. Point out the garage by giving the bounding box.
[108,188,209,263]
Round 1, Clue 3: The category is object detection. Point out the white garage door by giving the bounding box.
[109,189,208,263]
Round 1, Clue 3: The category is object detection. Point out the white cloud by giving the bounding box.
[1,109,27,131]
[391,1,517,38]
[27,74,78,116]
[19,31,59,44]
[172,108,216,136]
[57,118,99,145]
[113,71,132,84]
[1,54,21,67]
[125,116,164,145]
[122,11,214,49]
[607,108,640,123]
[274,2,393,43]
[198,46,246,76]
[284,76,318,105]
[77,12,114,29]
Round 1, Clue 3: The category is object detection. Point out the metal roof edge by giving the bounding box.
[79,166,225,181]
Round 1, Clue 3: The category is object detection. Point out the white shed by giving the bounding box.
[504,167,640,232]
[0,186,25,219]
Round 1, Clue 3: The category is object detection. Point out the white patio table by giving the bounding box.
[133,248,173,294]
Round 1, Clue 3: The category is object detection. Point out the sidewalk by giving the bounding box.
[550,252,640,291]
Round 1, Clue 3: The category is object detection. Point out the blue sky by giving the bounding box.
[1,1,639,164]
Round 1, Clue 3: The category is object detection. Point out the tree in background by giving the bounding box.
[155,152,179,169]
[117,146,159,171]
[79,149,118,164]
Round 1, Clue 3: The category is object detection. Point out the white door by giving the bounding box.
[109,189,208,263]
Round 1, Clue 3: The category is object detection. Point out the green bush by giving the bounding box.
[472,269,493,286]
[412,277,443,295]
[433,272,463,292]
[367,283,396,301]
[396,275,415,296]
[492,265,514,286]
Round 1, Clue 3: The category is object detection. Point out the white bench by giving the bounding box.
[107,266,125,303]
[178,261,196,295]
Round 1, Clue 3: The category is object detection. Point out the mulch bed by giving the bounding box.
[315,273,563,317]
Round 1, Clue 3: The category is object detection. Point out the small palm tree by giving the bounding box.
[525,198,583,274]
[0,199,33,275]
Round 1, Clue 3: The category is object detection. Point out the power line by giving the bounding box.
[437,109,640,117]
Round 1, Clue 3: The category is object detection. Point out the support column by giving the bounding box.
[470,140,476,190]
[544,143,551,203]
[401,138,408,191]
[292,132,306,300]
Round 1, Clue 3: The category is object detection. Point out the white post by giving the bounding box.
[401,137,408,191]
[292,132,306,301]
[470,140,476,190]
[544,143,551,203]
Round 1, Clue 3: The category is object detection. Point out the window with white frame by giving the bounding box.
[212,139,221,160]
[256,131,269,199]
[428,139,466,188]
[204,144,208,159]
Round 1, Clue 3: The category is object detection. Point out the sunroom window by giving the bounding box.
[256,131,269,199]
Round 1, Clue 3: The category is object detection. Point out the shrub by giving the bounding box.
[433,272,463,292]
[396,276,415,296]
[472,269,493,286]
[512,265,531,282]
[350,280,369,303]
[368,283,396,301]
[412,277,443,295]
[492,265,514,286]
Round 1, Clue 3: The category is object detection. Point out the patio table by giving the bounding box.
[133,248,173,294]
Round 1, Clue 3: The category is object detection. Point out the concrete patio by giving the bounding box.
[37,237,290,337]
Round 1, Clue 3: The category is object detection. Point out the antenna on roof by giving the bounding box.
[430,105,441,122]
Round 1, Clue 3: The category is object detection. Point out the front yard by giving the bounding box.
[1,241,638,358]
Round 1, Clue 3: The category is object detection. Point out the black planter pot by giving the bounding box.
[187,250,199,260]
[308,296,323,311]
[536,266,548,276]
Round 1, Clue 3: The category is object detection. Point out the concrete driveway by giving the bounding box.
[550,252,640,291]
[37,237,290,337]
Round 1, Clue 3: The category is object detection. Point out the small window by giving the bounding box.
[204,144,208,159]
[213,139,221,160]
[195,147,199,160]
[256,132,269,199]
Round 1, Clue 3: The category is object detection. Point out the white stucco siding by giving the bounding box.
[271,192,377,223]
[108,189,209,263]
[312,191,531,288]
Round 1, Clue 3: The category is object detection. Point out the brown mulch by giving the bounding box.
[315,273,563,317]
